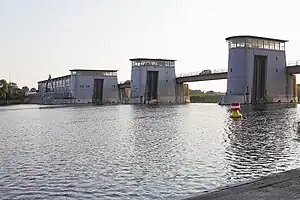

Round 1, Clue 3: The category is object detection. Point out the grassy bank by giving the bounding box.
[189,90,225,103]
[190,94,223,103]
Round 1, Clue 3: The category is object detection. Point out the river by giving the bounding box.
[1,104,300,199]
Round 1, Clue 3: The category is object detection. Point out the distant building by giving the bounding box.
[24,91,40,104]
[38,69,119,104]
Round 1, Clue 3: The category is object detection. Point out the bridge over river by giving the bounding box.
[118,60,300,89]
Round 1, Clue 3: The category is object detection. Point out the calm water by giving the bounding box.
[1,104,300,200]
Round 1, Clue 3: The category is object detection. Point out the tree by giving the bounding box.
[7,82,20,100]
[22,86,29,93]
[0,79,8,100]
[8,82,18,89]
[30,88,37,92]
[206,90,215,94]
[124,80,131,84]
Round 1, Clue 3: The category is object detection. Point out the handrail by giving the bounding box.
[176,68,227,78]
[287,60,300,66]
[119,61,300,83]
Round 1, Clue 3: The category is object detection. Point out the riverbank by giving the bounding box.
[0,100,27,106]
[190,95,223,103]
[183,168,300,200]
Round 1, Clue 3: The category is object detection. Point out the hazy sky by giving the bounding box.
[1,0,300,91]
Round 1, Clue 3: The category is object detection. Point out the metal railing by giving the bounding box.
[119,81,131,84]
[119,60,300,83]
[176,68,227,78]
[287,60,300,66]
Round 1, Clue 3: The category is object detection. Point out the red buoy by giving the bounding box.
[231,102,240,111]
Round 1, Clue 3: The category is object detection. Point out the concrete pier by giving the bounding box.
[183,168,300,200]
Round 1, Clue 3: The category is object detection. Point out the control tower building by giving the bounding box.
[220,35,295,105]
[129,58,177,104]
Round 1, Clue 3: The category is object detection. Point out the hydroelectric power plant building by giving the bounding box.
[36,35,300,106]
[37,58,190,105]
[220,35,297,105]
[129,58,178,104]
[38,69,119,104]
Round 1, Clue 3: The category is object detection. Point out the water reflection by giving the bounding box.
[1,104,300,199]
[224,107,298,183]
[128,105,187,199]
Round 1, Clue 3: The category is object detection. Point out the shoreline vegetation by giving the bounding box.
[189,90,224,103]
[0,79,37,106]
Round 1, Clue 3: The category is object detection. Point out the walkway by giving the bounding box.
[183,168,300,200]
[118,62,300,87]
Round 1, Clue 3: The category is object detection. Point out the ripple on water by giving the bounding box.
[1,104,300,199]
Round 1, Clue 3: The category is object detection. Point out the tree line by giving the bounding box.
[189,89,225,103]
[0,79,37,105]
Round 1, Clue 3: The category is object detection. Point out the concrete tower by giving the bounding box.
[129,58,177,104]
[220,35,294,105]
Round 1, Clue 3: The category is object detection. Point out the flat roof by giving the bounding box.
[69,69,118,72]
[130,58,177,62]
[38,75,71,83]
[225,35,288,43]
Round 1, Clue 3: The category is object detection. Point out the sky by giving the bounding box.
[1,0,300,92]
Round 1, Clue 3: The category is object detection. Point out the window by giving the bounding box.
[170,61,175,67]
[237,41,245,47]
[264,40,269,49]
[66,80,69,87]
[275,42,280,50]
[280,42,285,51]
[132,60,175,67]
[230,40,236,48]
[236,39,245,47]
[258,40,264,48]
[246,39,252,47]
[228,38,285,51]
[252,39,258,48]
[269,41,275,50]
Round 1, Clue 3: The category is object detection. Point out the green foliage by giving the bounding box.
[189,89,225,103]
[0,79,9,100]
[0,79,29,105]
[30,88,37,92]
[22,86,29,93]
[124,80,131,84]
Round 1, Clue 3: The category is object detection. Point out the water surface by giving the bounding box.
[1,104,300,199]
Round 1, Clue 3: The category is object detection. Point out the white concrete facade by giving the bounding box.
[129,58,177,104]
[70,72,119,104]
[38,70,119,104]
[221,36,294,105]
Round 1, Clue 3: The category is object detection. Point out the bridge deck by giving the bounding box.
[183,168,300,200]
[176,72,227,83]
[118,65,300,88]
[286,65,300,74]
